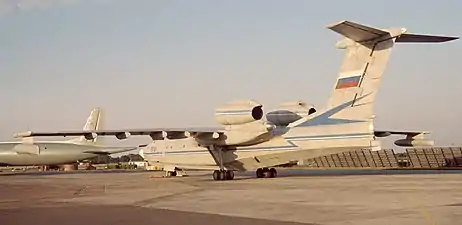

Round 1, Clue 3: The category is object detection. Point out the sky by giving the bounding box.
[0,0,461,152]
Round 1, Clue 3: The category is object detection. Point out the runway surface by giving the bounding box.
[1,169,462,225]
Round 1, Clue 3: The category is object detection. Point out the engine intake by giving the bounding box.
[215,99,264,125]
[266,100,316,126]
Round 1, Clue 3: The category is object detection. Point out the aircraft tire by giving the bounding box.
[218,170,226,180]
[213,170,230,181]
[225,170,234,180]
[262,168,270,178]
[256,168,264,178]
[269,168,277,178]
[213,170,220,180]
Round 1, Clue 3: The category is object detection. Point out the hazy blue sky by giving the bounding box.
[0,0,461,150]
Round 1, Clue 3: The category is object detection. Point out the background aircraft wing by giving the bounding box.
[14,127,225,140]
[82,146,139,155]
[374,130,429,138]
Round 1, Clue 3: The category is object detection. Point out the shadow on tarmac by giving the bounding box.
[237,168,462,178]
[0,169,154,176]
[2,168,462,178]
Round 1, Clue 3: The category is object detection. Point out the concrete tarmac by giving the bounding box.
[1,169,462,225]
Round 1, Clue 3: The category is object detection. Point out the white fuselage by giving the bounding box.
[0,142,103,166]
[140,122,379,171]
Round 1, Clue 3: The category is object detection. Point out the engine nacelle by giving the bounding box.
[215,99,264,125]
[266,100,316,126]
[394,139,435,147]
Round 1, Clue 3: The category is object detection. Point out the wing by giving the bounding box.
[374,130,429,138]
[14,127,225,141]
[83,146,139,155]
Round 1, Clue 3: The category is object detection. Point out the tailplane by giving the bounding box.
[67,108,103,145]
[293,20,458,130]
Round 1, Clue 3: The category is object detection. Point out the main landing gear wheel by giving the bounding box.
[269,168,277,178]
[256,168,277,178]
[213,170,234,180]
[225,170,235,180]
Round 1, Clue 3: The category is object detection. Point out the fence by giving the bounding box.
[301,147,462,168]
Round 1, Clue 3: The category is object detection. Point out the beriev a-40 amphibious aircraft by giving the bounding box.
[2,108,136,166]
[15,20,458,180]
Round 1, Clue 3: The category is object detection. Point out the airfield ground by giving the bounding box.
[1,169,462,225]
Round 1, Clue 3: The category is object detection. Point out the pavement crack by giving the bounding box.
[73,186,88,196]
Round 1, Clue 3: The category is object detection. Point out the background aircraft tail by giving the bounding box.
[67,108,103,145]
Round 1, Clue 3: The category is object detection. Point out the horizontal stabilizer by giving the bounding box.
[328,20,459,44]
[396,33,459,43]
[327,20,390,42]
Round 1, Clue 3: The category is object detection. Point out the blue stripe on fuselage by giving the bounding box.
[215,109,252,115]
[143,132,372,156]
[297,94,370,127]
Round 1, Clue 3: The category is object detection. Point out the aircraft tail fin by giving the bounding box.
[291,20,457,145]
[322,20,457,123]
[68,108,103,145]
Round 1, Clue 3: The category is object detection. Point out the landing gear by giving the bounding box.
[256,167,277,178]
[210,145,235,181]
[212,170,234,180]
[164,168,187,177]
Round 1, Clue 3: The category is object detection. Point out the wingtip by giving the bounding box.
[436,36,459,42]
[326,20,348,29]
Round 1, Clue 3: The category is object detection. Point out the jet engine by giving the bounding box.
[266,101,317,126]
[215,99,264,125]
